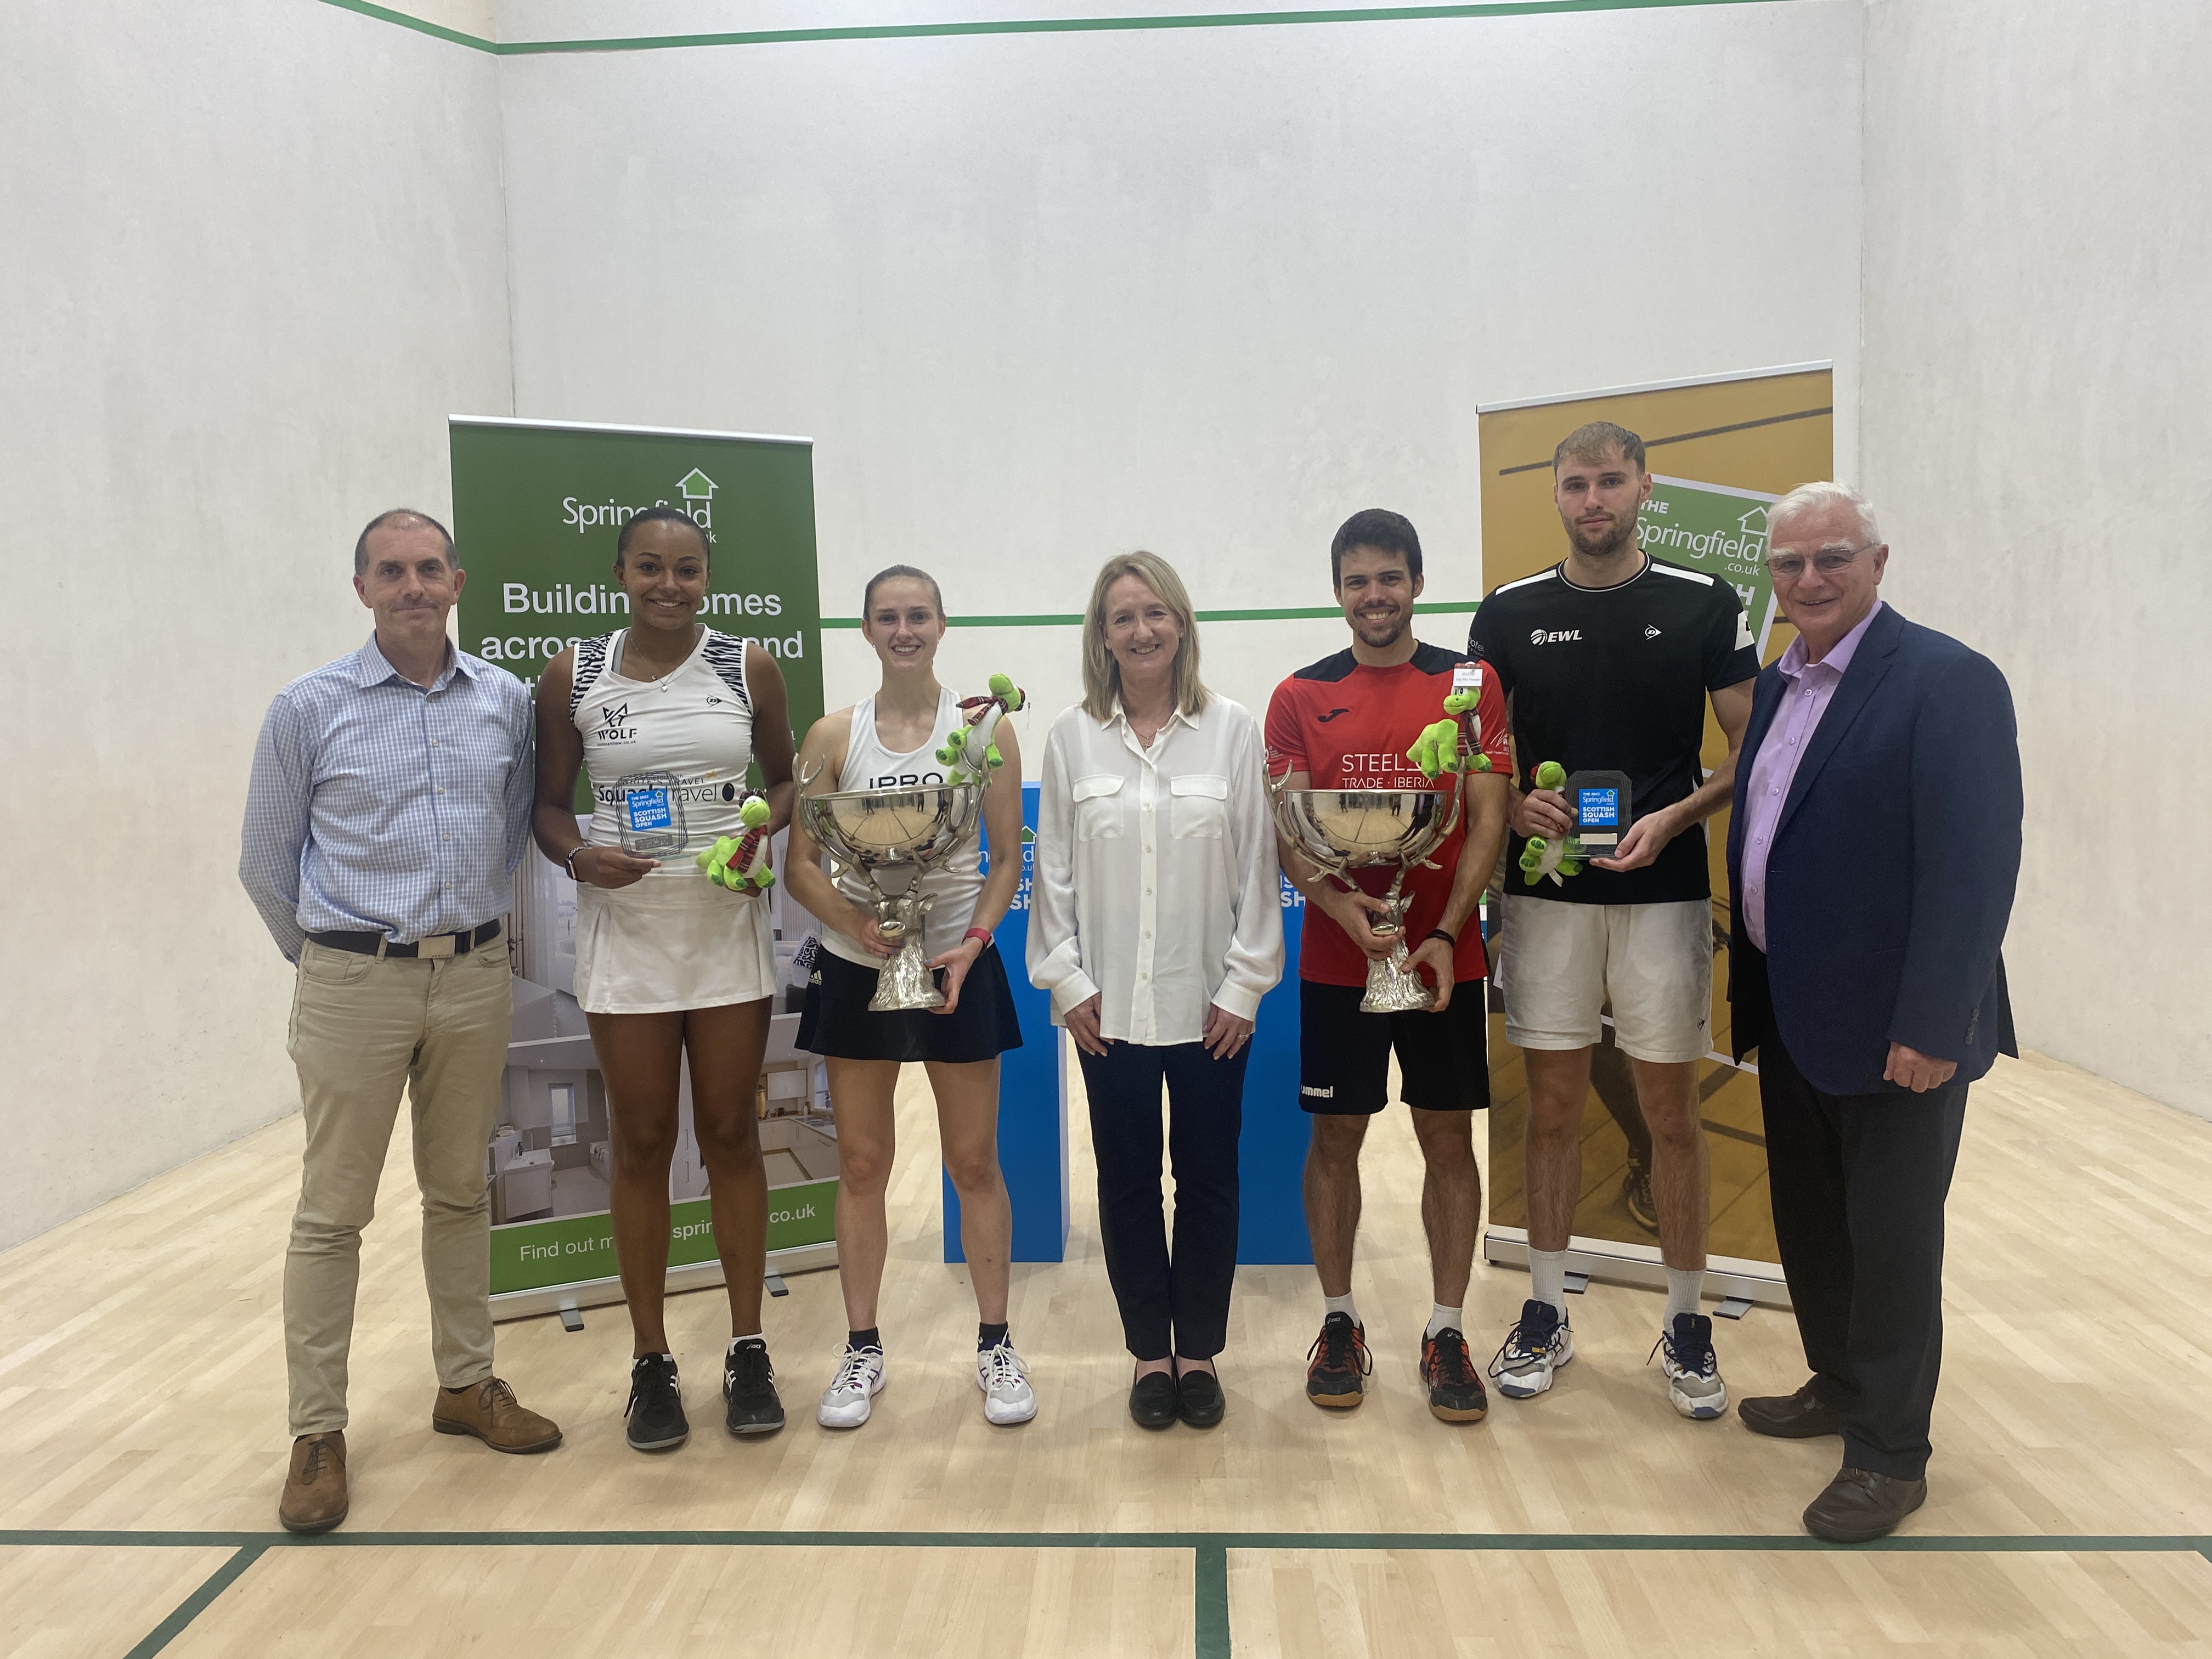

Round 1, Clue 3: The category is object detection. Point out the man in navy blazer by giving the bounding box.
[1726,482,2021,1543]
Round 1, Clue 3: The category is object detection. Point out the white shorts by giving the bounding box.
[1497,894,1713,1064]
[573,874,777,1015]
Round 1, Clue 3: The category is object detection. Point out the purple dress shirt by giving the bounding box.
[1741,601,1885,952]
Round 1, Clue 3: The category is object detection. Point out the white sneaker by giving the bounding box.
[1489,1297,1575,1400]
[816,1345,887,1429]
[1655,1313,1728,1420]
[977,1340,1037,1426]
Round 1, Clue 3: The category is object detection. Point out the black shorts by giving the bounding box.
[1298,979,1490,1115]
[797,941,1024,1065]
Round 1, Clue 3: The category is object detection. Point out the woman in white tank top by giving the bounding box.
[784,566,1035,1431]
[532,507,796,1452]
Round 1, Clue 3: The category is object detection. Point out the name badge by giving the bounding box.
[1453,663,1482,690]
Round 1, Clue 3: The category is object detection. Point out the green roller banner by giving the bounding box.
[449,417,825,758]
[450,416,830,1313]
[1639,474,1781,654]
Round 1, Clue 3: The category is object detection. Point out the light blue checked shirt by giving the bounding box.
[240,634,535,963]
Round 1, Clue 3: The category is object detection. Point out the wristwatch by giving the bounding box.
[563,844,588,882]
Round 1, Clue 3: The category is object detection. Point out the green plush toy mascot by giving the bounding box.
[697,795,776,893]
[935,673,1026,786]
[1517,760,1586,885]
[1405,686,1496,780]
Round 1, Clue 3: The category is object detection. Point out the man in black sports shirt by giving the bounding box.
[1469,421,1757,1420]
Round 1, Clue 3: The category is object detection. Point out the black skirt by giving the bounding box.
[797,939,1024,1064]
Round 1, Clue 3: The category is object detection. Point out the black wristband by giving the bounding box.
[1424,927,1458,947]
[563,844,587,882]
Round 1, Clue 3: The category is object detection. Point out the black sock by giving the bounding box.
[978,1321,1009,1352]
[848,1327,882,1352]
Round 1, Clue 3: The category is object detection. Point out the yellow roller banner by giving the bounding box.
[1477,364,1833,1307]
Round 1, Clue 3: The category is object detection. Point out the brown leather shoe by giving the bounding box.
[432,1376,563,1453]
[1739,1382,1844,1439]
[1803,1466,1927,1543]
[278,1432,349,1534]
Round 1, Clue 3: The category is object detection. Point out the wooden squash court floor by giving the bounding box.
[3,1047,2209,1656]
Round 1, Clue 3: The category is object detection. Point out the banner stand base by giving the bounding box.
[1482,1227,1790,1311]
[490,1241,837,1324]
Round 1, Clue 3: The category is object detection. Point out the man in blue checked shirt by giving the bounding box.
[241,507,562,1535]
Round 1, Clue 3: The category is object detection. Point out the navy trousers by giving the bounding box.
[1759,1029,1970,1481]
[1079,1039,1248,1362]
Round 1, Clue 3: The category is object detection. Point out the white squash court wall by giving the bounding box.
[1859,0,2212,1118]
[0,1,513,1249]
[4,0,1868,1248]
[495,1,1865,726]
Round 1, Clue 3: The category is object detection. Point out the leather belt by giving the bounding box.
[308,919,503,960]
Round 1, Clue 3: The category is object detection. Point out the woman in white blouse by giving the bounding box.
[1028,552,1284,1429]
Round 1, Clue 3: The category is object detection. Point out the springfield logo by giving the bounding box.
[1531,628,1584,645]
[561,468,719,535]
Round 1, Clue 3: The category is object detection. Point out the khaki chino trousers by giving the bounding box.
[284,938,512,1436]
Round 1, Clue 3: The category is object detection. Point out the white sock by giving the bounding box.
[1323,1292,1359,1325]
[1528,1248,1570,1316]
[728,1332,764,1352]
[1425,1303,1464,1339]
[1664,1268,1705,1325]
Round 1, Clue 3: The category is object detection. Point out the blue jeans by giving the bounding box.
[1078,1039,1248,1361]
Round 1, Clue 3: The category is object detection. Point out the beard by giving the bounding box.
[1352,610,1409,650]
[1565,509,1639,561]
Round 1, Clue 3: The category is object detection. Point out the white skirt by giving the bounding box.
[573,874,778,1015]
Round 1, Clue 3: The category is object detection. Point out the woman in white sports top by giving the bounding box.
[784,565,1034,1431]
[532,507,795,1455]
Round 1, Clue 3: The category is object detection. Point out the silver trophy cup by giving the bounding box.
[797,777,987,1011]
[1270,781,1464,1012]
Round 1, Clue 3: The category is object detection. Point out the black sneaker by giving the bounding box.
[1419,1328,1488,1423]
[723,1337,786,1436]
[1622,1159,1658,1233]
[625,1353,689,1452]
[1304,1312,1372,1410]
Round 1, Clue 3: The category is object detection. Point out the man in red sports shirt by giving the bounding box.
[1266,509,1510,1424]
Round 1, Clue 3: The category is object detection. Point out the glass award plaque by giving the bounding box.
[1564,769,1633,855]
[614,769,689,859]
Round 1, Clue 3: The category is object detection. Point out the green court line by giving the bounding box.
[18,1526,2209,1551]
[318,0,1797,58]
[1194,1539,1231,1659]
[55,1526,2212,1657]
[318,0,498,51]
[820,600,1481,629]
[121,1543,269,1659]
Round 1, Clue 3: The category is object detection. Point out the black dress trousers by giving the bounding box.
[1078,1039,1248,1362]
[1759,1028,1970,1482]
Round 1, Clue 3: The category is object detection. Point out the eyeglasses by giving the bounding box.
[1765,541,1877,581]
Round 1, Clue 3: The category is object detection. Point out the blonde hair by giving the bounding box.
[1081,551,1210,724]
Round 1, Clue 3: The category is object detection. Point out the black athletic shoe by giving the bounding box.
[723,1337,786,1436]
[1419,1328,1488,1423]
[625,1353,689,1452]
[1305,1312,1372,1409]
[1622,1159,1658,1233]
